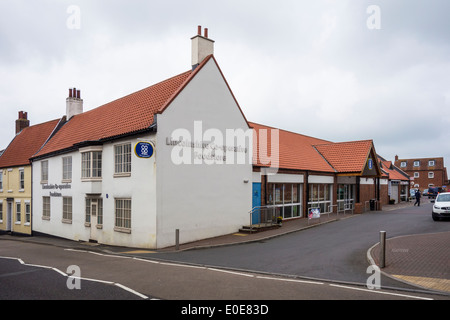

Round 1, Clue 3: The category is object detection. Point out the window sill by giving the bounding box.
[114,226,131,234]
[62,219,72,224]
[81,178,102,182]
[113,173,131,178]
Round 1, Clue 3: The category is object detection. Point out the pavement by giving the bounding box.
[1,200,449,296]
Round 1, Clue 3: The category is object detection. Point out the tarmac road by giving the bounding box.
[151,202,450,292]
[0,200,448,301]
[0,239,444,301]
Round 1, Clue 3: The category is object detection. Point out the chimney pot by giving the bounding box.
[198,25,202,36]
[204,28,208,38]
[77,90,80,99]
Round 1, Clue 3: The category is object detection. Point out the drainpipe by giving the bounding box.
[305,171,309,218]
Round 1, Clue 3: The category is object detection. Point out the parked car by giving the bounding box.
[422,189,428,196]
[432,192,450,221]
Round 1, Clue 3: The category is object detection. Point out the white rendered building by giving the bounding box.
[31,27,252,249]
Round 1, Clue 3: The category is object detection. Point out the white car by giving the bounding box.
[432,192,450,221]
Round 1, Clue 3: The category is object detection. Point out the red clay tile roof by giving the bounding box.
[34,70,194,158]
[250,122,335,172]
[314,140,375,174]
[0,119,61,168]
[379,159,409,181]
[33,55,248,158]
[250,122,379,174]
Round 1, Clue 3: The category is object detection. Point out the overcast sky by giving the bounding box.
[1,0,449,172]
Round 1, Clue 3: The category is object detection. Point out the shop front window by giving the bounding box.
[308,184,333,214]
[267,183,302,219]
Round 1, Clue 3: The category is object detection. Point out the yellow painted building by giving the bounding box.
[0,166,32,234]
[0,113,62,235]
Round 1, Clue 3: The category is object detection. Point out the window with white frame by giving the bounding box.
[41,160,49,182]
[85,198,91,224]
[42,197,50,220]
[16,202,21,223]
[0,171,3,191]
[97,198,103,226]
[81,151,102,179]
[62,197,72,222]
[115,198,131,231]
[428,172,434,179]
[62,156,72,181]
[428,160,435,167]
[25,202,30,223]
[114,143,132,175]
[266,183,302,219]
[413,161,420,167]
[0,201,3,221]
[19,169,24,190]
[400,162,407,168]
[308,184,333,214]
[414,172,420,178]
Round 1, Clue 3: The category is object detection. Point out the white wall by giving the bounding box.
[32,134,158,248]
[268,173,304,183]
[155,58,252,248]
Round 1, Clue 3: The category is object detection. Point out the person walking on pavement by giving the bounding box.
[414,189,421,206]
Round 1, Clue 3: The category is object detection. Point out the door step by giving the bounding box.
[239,224,281,234]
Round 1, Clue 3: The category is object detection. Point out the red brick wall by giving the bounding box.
[379,183,389,206]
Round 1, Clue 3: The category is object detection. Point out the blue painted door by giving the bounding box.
[252,183,262,224]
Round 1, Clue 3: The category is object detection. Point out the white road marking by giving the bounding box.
[329,283,433,300]
[1,249,437,301]
[207,267,255,277]
[257,275,324,285]
[0,256,149,299]
[115,283,149,299]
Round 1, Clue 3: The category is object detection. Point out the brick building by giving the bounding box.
[378,156,410,204]
[251,122,383,216]
[394,155,448,191]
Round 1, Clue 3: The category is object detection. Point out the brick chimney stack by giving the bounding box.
[16,111,30,134]
[66,87,83,119]
[191,25,214,70]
